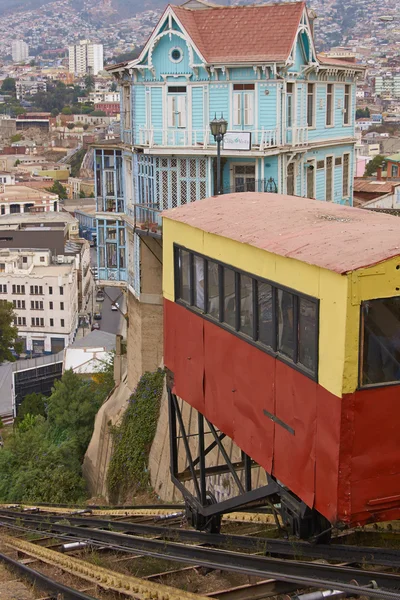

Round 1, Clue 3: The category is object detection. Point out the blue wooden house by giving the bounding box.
[94,0,363,291]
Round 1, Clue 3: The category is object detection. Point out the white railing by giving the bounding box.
[138,128,279,151]
[292,126,308,147]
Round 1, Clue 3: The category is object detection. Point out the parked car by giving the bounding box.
[96,290,105,302]
[94,312,102,321]
[91,322,100,331]
[111,302,119,311]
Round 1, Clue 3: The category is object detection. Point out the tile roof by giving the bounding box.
[353,179,397,194]
[317,55,363,69]
[171,1,305,63]
[163,193,400,274]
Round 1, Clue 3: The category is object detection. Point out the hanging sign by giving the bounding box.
[222,131,252,151]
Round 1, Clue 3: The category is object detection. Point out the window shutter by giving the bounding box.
[177,95,187,128]
[167,95,175,127]
[233,93,241,126]
[244,93,254,126]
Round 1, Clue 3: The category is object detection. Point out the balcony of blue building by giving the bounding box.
[94,144,127,284]
[95,147,125,215]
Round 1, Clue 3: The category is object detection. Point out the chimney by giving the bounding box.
[377,166,382,181]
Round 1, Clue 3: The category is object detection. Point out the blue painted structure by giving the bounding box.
[94,0,364,292]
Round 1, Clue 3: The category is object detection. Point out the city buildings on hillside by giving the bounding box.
[69,40,104,76]
[0,248,79,355]
[11,40,29,63]
[15,79,47,100]
[93,0,364,389]
[0,185,59,214]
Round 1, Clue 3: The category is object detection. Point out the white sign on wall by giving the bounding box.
[222,131,252,151]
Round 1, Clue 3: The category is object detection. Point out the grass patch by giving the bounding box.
[107,368,165,503]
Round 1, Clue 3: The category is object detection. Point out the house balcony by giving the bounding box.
[129,178,277,235]
[96,197,125,213]
[138,128,280,151]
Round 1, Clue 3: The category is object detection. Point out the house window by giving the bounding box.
[50,318,54,326]
[167,87,187,128]
[0,284,7,293]
[61,319,65,327]
[335,157,342,166]
[31,300,43,310]
[326,84,334,127]
[286,83,294,128]
[287,162,295,196]
[31,317,44,327]
[0,264,5,273]
[193,255,205,311]
[326,156,333,202]
[22,256,28,264]
[13,299,25,309]
[40,256,45,262]
[361,297,400,386]
[344,84,351,126]
[317,160,325,170]
[59,286,64,295]
[49,287,53,295]
[12,285,25,295]
[175,246,318,379]
[392,164,399,177]
[343,153,350,198]
[60,302,64,310]
[306,163,315,199]
[30,285,43,295]
[122,85,131,131]
[49,301,53,309]
[307,83,315,128]
[233,84,255,127]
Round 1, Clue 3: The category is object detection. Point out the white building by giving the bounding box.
[68,40,104,76]
[0,249,79,355]
[11,40,29,63]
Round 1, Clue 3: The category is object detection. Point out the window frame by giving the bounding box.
[359,298,400,390]
[343,152,351,199]
[325,154,334,202]
[307,83,316,129]
[343,84,351,127]
[326,83,334,128]
[173,243,319,381]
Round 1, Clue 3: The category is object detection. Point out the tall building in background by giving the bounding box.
[12,40,29,63]
[68,40,104,76]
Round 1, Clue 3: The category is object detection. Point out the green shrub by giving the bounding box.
[107,368,165,502]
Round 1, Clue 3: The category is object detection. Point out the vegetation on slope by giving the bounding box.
[107,368,165,503]
[0,362,114,503]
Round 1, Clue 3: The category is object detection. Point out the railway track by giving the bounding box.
[1,509,399,568]
[1,509,400,599]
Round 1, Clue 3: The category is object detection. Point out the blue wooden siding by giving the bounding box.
[306,144,353,204]
[152,33,191,77]
[192,86,204,141]
[209,84,229,122]
[258,83,277,131]
[308,83,356,143]
[151,87,163,144]
[134,86,145,141]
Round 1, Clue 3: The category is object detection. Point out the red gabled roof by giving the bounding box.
[171,1,305,63]
[163,193,400,275]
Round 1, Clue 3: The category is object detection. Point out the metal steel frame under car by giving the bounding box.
[168,385,331,541]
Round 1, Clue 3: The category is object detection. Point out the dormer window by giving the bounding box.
[170,47,183,63]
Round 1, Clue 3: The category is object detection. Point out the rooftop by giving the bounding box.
[163,193,400,275]
[0,212,77,225]
[353,179,398,194]
[0,185,57,201]
[387,153,400,163]
[171,1,306,63]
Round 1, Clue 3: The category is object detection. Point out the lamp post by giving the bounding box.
[209,114,228,195]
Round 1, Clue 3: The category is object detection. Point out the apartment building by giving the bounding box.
[11,40,29,63]
[0,186,59,215]
[94,0,364,388]
[68,40,104,76]
[0,249,78,355]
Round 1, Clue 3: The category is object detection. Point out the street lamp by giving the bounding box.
[210,114,228,195]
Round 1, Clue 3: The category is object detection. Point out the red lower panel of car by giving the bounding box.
[164,299,400,526]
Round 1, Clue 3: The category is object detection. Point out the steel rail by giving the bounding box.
[1,515,400,598]
[0,551,97,600]
[1,510,399,568]
[0,504,276,523]
[1,534,211,600]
